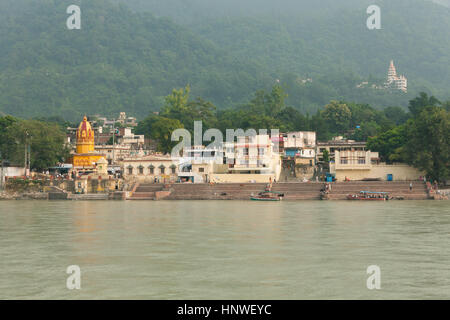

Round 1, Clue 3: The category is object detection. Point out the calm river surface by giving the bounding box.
[0,200,449,299]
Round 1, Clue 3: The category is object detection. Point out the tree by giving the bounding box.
[0,118,69,170]
[383,106,409,125]
[443,100,450,112]
[367,125,407,163]
[350,121,382,142]
[404,106,449,182]
[322,149,330,163]
[408,92,440,117]
[160,86,191,120]
[160,86,218,132]
[0,115,19,163]
[321,101,352,134]
[265,85,287,117]
[275,106,309,132]
[138,116,184,154]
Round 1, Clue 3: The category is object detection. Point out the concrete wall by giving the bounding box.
[47,178,122,193]
[334,164,424,181]
[210,174,276,183]
[2,167,25,177]
[295,164,315,180]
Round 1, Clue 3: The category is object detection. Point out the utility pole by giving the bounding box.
[0,151,4,190]
[24,133,27,177]
[112,118,115,165]
[28,144,31,176]
[24,131,30,177]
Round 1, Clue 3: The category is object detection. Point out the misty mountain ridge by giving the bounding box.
[0,0,449,120]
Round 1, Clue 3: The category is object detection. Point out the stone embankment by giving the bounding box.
[0,181,436,201]
[326,181,429,200]
[127,181,431,201]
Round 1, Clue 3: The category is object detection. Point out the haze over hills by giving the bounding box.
[119,0,450,94]
[430,0,450,7]
[0,0,449,120]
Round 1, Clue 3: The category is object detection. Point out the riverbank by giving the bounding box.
[1,181,446,201]
[128,181,435,200]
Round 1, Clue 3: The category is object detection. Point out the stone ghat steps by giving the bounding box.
[330,188,427,193]
[129,184,165,200]
[164,183,323,200]
[130,191,156,200]
[68,193,109,200]
[128,181,429,200]
[328,181,429,200]
[330,184,427,193]
[135,185,164,193]
[328,194,429,200]
[330,181,425,186]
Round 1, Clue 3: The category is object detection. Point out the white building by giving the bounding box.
[225,134,282,180]
[283,131,316,165]
[122,156,179,183]
[119,128,145,146]
[178,146,226,183]
[330,150,423,181]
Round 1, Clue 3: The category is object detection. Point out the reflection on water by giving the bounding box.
[0,200,449,299]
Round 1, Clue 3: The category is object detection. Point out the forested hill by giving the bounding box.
[0,0,273,119]
[0,0,449,120]
[119,0,450,99]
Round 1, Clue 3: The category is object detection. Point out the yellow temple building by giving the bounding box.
[71,116,106,168]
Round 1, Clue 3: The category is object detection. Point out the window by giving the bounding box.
[148,166,155,175]
[170,165,176,174]
[358,157,366,164]
[340,157,348,165]
[127,166,133,175]
[138,166,144,175]
[243,148,249,156]
[258,148,265,156]
[160,166,165,174]
[199,167,205,173]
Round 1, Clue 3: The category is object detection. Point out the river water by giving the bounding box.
[0,200,449,300]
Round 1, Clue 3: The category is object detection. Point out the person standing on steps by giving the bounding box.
[409,182,413,192]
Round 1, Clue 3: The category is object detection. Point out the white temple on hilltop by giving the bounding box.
[385,60,407,93]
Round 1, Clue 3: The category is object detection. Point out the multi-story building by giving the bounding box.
[330,150,422,181]
[316,137,367,162]
[117,127,145,147]
[122,156,179,183]
[225,134,282,179]
[117,112,137,127]
[178,145,226,183]
[282,131,316,166]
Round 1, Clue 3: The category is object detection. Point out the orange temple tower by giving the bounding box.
[71,116,106,168]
